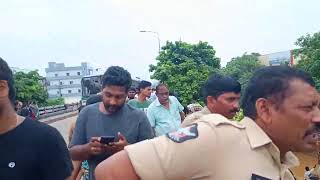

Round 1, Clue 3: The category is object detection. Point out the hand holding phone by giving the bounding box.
[100,136,115,145]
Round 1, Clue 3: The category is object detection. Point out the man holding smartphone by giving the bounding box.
[69,66,154,180]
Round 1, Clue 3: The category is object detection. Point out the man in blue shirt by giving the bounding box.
[147,84,185,136]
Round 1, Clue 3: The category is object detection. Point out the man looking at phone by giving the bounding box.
[69,66,154,180]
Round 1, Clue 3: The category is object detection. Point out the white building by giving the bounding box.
[258,50,301,66]
[45,62,94,104]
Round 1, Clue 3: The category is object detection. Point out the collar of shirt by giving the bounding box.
[241,117,272,149]
[200,106,211,115]
[241,117,299,170]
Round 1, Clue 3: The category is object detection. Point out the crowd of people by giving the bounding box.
[14,100,39,120]
[1,56,320,180]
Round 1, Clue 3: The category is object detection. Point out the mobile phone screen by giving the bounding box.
[100,136,115,144]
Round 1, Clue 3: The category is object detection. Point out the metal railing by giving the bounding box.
[39,105,66,115]
[38,104,80,119]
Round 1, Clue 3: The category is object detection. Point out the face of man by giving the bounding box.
[102,85,127,114]
[208,92,241,119]
[140,86,152,98]
[156,86,170,105]
[261,79,320,152]
[127,90,136,99]
[0,80,10,114]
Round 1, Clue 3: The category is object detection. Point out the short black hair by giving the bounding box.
[102,66,132,91]
[202,74,241,104]
[155,83,168,93]
[138,80,152,90]
[242,66,315,119]
[0,57,15,103]
[128,87,136,92]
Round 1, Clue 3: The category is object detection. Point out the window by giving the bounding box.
[55,74,58,77]
[77,72,81,75]
[70,81,73,85]
[66,73,70,76]
[78,89,81,93]
[68,90,72,94]
[57,91,60,94]
[59,81,63,85]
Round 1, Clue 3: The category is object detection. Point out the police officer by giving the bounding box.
[181,74,241,127]
[95,66,320,180]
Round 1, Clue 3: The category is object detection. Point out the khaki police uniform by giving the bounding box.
[181,106,211,128]
[124,114,299,180]
[309,165,320,179]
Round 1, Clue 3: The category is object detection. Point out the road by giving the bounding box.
[49,115,77,143]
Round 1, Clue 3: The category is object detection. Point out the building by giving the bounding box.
[258,50,301,66]
[45,62,94,104]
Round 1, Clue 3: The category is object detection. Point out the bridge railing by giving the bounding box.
[38,104,79,119]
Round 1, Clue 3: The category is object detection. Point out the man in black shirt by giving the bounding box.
[0,57,73,180]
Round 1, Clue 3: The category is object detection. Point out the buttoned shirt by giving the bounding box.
[147,96,184,136]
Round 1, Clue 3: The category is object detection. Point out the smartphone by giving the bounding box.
[100,136,115,144]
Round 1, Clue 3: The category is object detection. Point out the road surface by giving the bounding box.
[50,115,77,143]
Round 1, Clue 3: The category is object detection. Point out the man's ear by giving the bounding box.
[207,96,216,104]
[256,98,273,125]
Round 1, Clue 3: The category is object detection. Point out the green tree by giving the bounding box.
[150,41,221,105]
[14,71,48,105]
[45,97,65,106]
[223,53,264,89]
[294,31,320,90]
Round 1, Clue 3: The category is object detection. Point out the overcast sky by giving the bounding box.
[1,0,319,80]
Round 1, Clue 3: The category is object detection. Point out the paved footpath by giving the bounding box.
[49,115,77,143]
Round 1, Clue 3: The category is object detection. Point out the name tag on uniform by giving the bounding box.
[251,174,272,180]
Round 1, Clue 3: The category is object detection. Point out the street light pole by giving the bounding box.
[139,30,161,53]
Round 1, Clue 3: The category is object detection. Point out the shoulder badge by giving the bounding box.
[251,174,272,180]
[166,124,198,143]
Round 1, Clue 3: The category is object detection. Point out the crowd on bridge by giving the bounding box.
[1,56,320,180]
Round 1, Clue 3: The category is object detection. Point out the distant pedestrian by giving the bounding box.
[20,103,31,118]
[14,100,23,115]
[128,80,152,112]
[126,87,136,103]
[29,101,39,120]
[147,84,185,136]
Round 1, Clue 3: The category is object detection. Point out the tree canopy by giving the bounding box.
[14,71,48,105]
[223,53,264,89]
[150,41,221,105]
[294,31,320,90]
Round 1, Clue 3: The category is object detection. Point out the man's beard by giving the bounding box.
[103,103,124,113]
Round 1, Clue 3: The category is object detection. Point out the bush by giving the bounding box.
[233,109,244,121]
[45,97,65,106]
